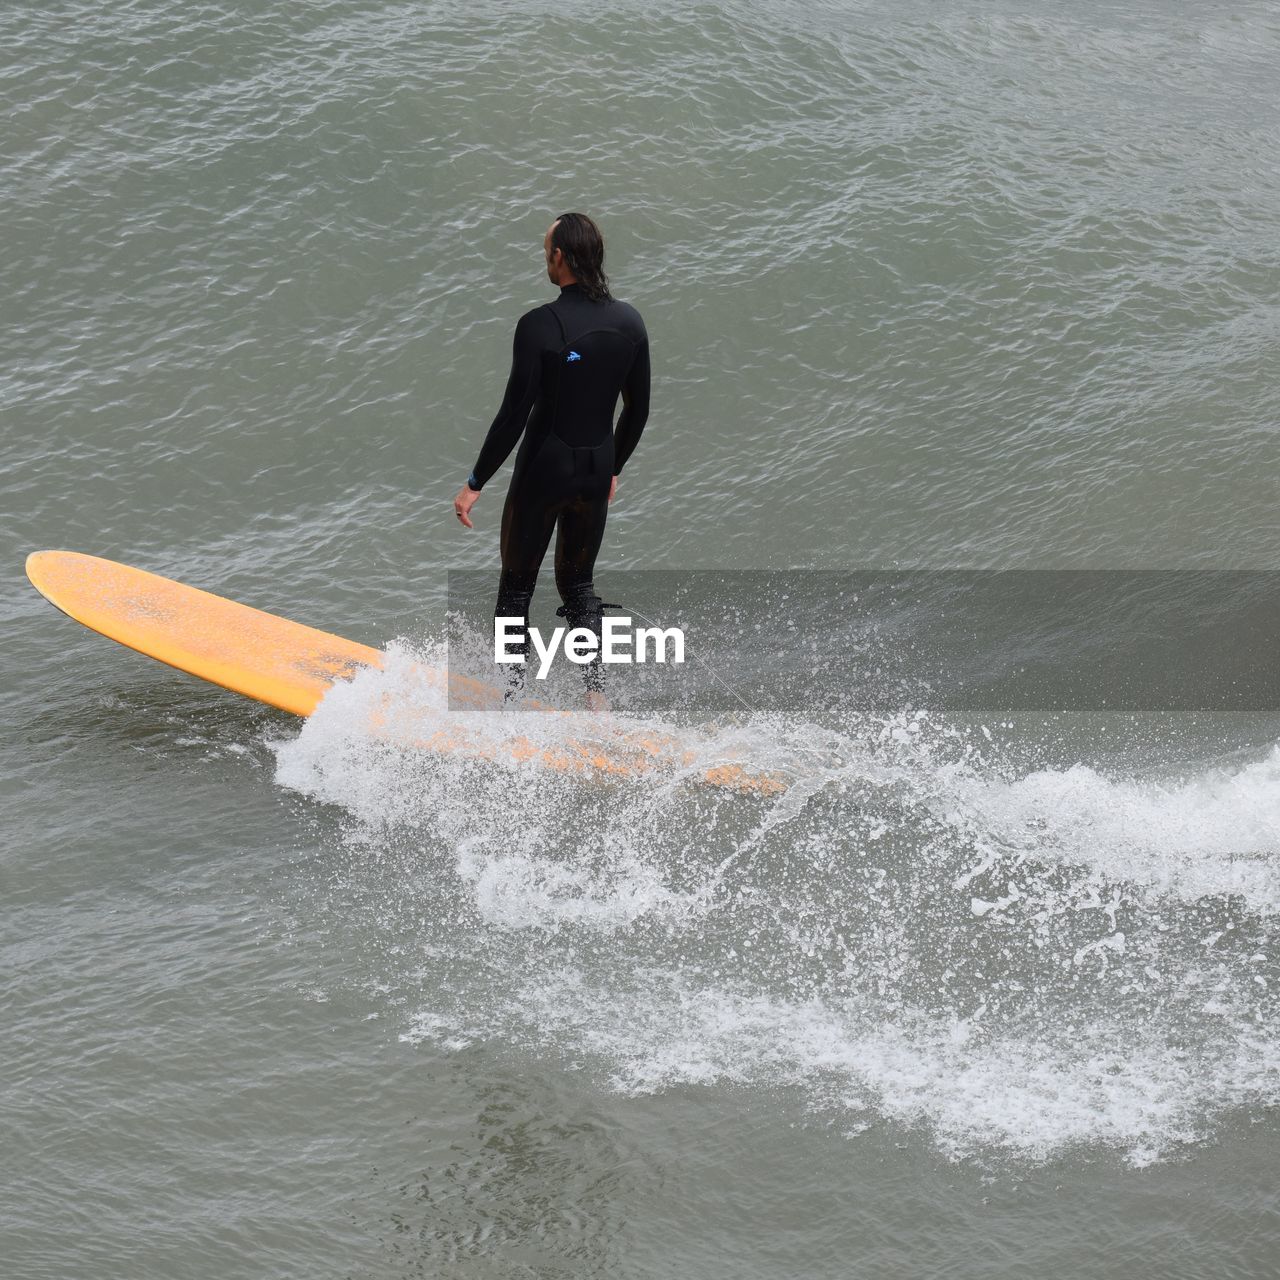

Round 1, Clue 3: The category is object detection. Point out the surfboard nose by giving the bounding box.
[26,548,85,607]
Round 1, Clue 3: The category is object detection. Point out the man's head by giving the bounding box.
[544,212,612,301]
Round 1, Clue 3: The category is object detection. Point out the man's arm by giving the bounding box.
[468,308,545,490]
[612,335,651,476]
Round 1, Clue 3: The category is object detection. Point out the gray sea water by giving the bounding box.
[5,1,1280,1276]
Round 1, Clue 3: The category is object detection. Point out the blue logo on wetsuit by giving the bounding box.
[566,350,581,363]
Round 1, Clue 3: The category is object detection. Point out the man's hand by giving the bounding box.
[608,475,618,504]
[453,485,480,529]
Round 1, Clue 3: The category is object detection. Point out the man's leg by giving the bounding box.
[496,487,560,699]
[553,490,611,697]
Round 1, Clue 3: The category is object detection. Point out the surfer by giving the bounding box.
[452,213,651,703]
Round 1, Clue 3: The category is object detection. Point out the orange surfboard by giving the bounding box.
[25,551,784,794]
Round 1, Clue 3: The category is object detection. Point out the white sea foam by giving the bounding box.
[942,748,1280,908]
[276,644,1280,1165]
[430,970,1273,1167]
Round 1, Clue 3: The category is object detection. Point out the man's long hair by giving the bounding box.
[552,212,612,302]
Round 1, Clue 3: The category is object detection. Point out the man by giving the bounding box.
[453,213,651,701]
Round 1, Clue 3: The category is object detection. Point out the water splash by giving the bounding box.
[274,642,1280,1165]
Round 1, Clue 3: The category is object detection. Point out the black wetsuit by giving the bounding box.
[469,282,650,684]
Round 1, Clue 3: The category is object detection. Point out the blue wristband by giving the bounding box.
[467,471,481,492]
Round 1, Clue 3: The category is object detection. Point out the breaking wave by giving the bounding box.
[274,641,1280,1166]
